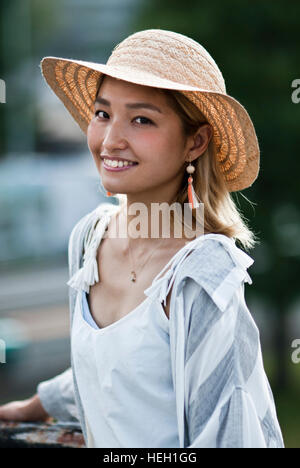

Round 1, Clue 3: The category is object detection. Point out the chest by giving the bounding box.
[71,283,179,449]
[86,237,186,329]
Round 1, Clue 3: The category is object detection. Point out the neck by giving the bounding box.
[120,195,183,241]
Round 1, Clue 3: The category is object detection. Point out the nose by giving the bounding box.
[101,118,128,152]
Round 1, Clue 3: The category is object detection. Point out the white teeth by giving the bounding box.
[103,158,135,168]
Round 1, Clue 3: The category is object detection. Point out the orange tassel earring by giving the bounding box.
[186,158,201,209]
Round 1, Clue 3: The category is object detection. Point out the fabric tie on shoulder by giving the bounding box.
[67,211,111,293]
[144,233,255,311]
[144,234,214,306]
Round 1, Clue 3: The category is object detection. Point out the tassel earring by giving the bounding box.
[186,158,201,209]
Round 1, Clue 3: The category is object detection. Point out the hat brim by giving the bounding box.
[40,56,259,192]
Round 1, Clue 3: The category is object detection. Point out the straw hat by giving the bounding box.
[40,28,260,192]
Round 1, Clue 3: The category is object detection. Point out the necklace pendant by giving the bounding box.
[130,271,136,282]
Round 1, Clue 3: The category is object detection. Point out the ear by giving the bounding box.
[185,123,213,163]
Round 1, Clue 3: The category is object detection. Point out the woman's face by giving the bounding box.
[87,76,198,204]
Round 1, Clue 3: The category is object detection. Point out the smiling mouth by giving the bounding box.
[102,158,138,167]
[102,159,139,171]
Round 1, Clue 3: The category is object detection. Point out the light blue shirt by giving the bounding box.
[81,291,98,329]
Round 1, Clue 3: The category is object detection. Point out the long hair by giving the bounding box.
[95,75,259,252]
[162,88,259,251]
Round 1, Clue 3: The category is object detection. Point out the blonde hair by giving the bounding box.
[160,88,259,252]
[95,75,259,252]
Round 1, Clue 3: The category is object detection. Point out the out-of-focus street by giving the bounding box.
[0,264,71,404]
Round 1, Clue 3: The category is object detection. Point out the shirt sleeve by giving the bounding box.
[184,280,285,448]
[37,367,79,422]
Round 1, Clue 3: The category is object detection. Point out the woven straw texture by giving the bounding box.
[40,29,260,192]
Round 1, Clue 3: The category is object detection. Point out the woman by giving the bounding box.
[0,29,285,448]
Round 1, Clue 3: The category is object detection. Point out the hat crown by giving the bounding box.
[106,29,226,94]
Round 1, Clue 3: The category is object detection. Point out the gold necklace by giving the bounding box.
[127,236,166,282]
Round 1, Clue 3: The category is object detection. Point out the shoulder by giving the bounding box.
[69,202,118,244]
[177,234,255,313]
[179,236,259,371]
[67,202,120,269]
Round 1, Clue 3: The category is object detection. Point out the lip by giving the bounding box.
[101,159,139,172]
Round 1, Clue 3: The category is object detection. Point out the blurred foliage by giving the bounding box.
[0,0,60,153]
[264,349,300,448]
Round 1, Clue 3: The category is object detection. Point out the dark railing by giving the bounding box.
[0,419,85,448]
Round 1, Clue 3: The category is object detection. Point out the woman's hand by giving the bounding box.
[0,394,51,422]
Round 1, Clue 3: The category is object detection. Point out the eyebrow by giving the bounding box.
[94,96,162,114]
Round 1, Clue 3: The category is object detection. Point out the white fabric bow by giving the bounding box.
[67,213,110,293]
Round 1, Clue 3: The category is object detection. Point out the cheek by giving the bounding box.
[87,126,102,170]
[151,128,185,165]
[133,131,157,148]
[136,130,173,157]
[87,123,101,153]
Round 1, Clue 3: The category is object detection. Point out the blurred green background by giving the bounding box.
[0,0,299,448]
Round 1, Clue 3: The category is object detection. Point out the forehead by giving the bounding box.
[96,75,169,104]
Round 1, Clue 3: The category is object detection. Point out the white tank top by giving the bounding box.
[71,285,180,448]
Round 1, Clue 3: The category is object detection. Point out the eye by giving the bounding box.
[94,110,108,119]
[134,116,153,125]
[94,110,153,125]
